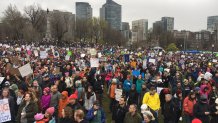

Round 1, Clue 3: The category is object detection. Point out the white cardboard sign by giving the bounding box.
[18,63,33,77]
[90,58,99,68]
[0,99,11,122]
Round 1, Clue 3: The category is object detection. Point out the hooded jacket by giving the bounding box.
[58,91,69,118]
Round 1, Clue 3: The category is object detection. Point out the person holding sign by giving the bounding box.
[16,92,38,123]
[0,88,16,123]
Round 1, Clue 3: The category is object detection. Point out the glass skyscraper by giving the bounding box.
[100,0,122,30]
[76,2,92,20]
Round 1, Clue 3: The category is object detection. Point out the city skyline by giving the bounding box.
[0,0,218,31]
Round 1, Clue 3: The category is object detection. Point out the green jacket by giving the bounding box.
[124,112,142,123]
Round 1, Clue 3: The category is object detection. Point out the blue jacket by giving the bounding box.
[123,80,132,92]
[85,108,106,123]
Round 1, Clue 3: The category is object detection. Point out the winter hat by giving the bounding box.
[69,94,77,100]
[61,91,68,97]
[194,87,200,92]
[176,90,182,97]
[141,104,148,113]
[192,118,202,123]
[34,113,44,121]
[46,107,55,115]
[43,87,50,93]
[163,88,170,94]
[143,111,155,121]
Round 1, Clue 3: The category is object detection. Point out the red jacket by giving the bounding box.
[183,97,196,116]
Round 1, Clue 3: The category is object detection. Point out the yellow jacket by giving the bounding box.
[142,92,160,111]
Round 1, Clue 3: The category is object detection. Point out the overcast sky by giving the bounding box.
[0,0,218,31]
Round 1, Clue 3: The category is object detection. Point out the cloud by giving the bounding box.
[0,0,217,31]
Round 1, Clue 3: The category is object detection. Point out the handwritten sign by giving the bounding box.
[148,59,156,64]
[90,58,99,68]
[18,63,33,77]
[40,51,47,59]
[0,99,11,122]
[115,89,123,101]
[90,48,97,56]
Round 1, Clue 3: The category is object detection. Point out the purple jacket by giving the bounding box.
[41,94,51,111]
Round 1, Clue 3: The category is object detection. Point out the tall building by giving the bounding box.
[76,2,92,20]
[100,0,122,30]
[161,17,174,32]
[131,19,148,42]
[121,22,130,40]
[207,16,218,32]
[153,21,164,34]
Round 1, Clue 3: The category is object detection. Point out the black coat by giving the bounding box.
[193,102,210,123]
[16,101,38,123]
[162,100,178,121]
[59,118,74,123]
[210,105,218,123]
[112,104,128,123]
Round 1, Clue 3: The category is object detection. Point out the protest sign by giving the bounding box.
[81,54,86,58]
[212,59,217,63]
[0,99,11,122]
[143,60,147,69]
[67,51,72,56]
[18,63,33,77]
[0,77,5,84]
[148,59,156,64]
[90,58,99,68]
[98,52,102,58]
[65,55,70,61]
[90,48,97,56]
[40,51,47,59]
[34,50,39,56]
[115,89,123,101]
[124,54,130,62]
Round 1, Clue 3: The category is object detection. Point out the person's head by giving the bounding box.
[24,92,33,102]
[177,82,182,88]
[165,94,172,102]
[189,90,196,100]
[17,90,24,97]
[74,109,85,121]
[62,106,73,118]
[43,87,50,95]
[2,88,9,98]
[142,83,147,89]
[138,75,142,79]
[93,101,100,110]
[61,91,68,100]
[88,86,93,93]
[149,87,156,95]
[69,94,77,104]
[45,107,55,118]
[200,94,208,104]
[129,104,137,113]
[176,90,182,99]
[212,86,217,92]
[51,85,58,93]
[143,111,155,123]
[33,80,39,87]
[119,96,126,106]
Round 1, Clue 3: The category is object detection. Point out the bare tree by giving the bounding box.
[2,4,26,40]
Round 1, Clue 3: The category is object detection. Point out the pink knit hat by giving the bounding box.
[46,107,55,115]
[34,113,44,121]
[192,118,202,123]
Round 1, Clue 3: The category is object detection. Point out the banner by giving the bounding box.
[124,54,130,62]
[90,58,99,68]
[40,51,47,59]
[0,99,11,122]
[143,60,147,69]
[90,48,97,56]
[115,89,123,101]
[148,59,156,64]
[18,63,33,77]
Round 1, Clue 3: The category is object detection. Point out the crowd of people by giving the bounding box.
[0,43,218,123]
